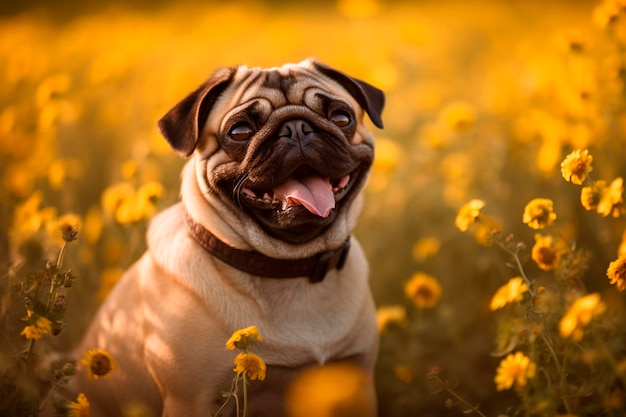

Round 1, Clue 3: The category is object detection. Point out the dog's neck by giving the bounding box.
[183,209,351,283]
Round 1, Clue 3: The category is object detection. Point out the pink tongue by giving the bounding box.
[273,176,335,218]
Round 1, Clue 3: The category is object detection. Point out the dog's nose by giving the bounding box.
[278,119,316,141]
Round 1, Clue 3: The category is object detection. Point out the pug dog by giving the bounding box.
[74,58,384,417]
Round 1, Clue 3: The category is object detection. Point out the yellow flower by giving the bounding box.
[20,312,52,340]
[376,305,407,333]
[560,149,593,185]
[404,273,442,309]
[438,101,477,133]
[287,363,370,417]
[490,277,529,311]
[134,181,165,219]
[559,293,607,341]
[102,181,165,224]
[411,237,441,262]
[11,192,57,246]
[607,256,626,291]
[81,349,117,379]
[233,352,266,381]
[121,160,137,179]
[494,351,536,391]
[597,177,623,217]
[455,199,485,232]
[592,0,623,28]
[66,393,90,417]
[48,159,67,189]
[531,234,564,271]
[101,182,134,217]
[580,182,603,211]
[522,198,556,229]
[474,220,499,247]
[82,206,103,245]
[618,230,626,258]
[226,326,263,351]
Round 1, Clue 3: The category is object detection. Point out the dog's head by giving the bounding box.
[158,59,384,245]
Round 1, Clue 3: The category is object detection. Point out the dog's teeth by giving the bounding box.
[338,175,350,189]
[263,193,272,202]
[332,175,351,194]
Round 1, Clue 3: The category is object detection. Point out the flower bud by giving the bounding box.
[62,362,78,376]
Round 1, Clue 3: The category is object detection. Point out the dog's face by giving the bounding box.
[158,59,384,244]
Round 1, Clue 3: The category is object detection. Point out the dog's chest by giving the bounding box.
[147,204,370,366]
[223,271,363,366]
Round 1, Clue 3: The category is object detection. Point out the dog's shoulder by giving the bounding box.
[147,202,199,272]
[146,202,225,290]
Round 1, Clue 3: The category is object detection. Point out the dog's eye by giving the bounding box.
[228,123,254,141]
[330,111,351,128]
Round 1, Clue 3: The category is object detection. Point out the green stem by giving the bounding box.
[541,334,572,414]
[499,242,536,297]
[24,338,36,368]
[433,376,487,417]
[46,242,67,311]
[242,372,248,417]
[39,382,57,411]
[212,375,238,417]
[56,241,67,271]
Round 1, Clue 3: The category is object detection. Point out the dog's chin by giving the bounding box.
[249,206,337,244]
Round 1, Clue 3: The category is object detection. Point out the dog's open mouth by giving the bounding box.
[241,169,357,218]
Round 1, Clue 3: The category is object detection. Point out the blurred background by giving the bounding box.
[2,0,626,415]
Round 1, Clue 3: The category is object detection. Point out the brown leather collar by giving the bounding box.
[183,210,350,283]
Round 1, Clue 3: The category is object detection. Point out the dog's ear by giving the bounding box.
[311,60,385,129]
[158,67,235,157]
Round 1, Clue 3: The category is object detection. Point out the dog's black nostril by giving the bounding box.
[278,120,315,140]
[278,125,293,138]
[299,121,315,135]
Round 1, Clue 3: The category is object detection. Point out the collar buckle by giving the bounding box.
[308,239,351,283]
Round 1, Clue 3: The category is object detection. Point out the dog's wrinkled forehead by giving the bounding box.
[218,60,358,122]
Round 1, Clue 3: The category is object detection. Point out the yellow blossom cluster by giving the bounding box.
[65,393,90,417]
[376,305,407,333]
[212,326,267,416]
[454,199,485,232]
[607,256,626,291]
[561,149,624,217]
[101,181,165,224]
[233,353,267,381]
[226,326,266,381]
[560,149,593,185]
[489,277,528,311]
[522,198,557,230]
[20,311,52,340]
[559,293,607,341]
[81,349,118,380]
[458,147,622,409]
[404,272,442,310]
[531,234,566,271]
[494,352,537,391]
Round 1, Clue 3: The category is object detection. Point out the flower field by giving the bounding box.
[2,0,626,415]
